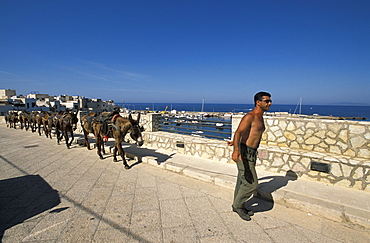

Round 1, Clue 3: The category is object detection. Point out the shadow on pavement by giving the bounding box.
[245,170,298,213]
[102,141,175,166]
[0,175,60,241]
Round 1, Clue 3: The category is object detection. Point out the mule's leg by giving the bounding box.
[102,139,106,155]
[82,129,91,149]
[115,138,130,169]
[44,124,49,138]
[69,130,74,146]
[55,129,60,144]
[64,130,70,149]
[95,134,104,159]
[113,145,118,162]
[38,124,42,136]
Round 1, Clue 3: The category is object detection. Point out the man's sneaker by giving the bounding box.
[232,206,254,216]
[246,209,254,216]
[232,207,251,221]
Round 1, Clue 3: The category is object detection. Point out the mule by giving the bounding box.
[41,112,51,138]
[5,112,11,128]
[7,111,19,129]
[45,112,58,139]
[35,111,49,136]
[19,111,31,131]
[29,111,39,133]
[81,112,106,159]
[60,111,78,149]
[103,113,144,169]
[53,111,65,144]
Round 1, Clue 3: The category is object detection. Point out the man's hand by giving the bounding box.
[232,151,241,162]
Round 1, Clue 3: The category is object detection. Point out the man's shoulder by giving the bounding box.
[243,111,256,118]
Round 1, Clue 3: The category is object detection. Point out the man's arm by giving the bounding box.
[231,113,254,162]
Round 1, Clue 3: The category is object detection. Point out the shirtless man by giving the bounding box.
[228,91,272,221]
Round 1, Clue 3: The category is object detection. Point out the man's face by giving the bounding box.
[258,96,272,111]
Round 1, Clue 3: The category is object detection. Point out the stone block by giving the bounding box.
[327,131,337,138]
[284,131,296,141]
[349,125,365,134]
[306,122,317,128]
[358,149,370,159]
[350,136,367,148]
[292,163,307,172]
[331,163,342,177]
[287,122,296,131]
[305,137,321,145]
[329,145,341,154]
[343,149,355,157]
[328,123,342,133]
[272,157,285,167]
[315,130,326,139]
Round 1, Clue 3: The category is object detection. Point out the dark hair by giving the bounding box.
[254,91,271,105]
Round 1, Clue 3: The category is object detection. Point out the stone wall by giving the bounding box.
[141,113,369,191]
[259,115,370,160]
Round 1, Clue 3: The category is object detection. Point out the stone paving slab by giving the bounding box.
[0,125,370,242]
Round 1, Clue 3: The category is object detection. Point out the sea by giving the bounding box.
[116,102,370,140]
[117,103,370,121]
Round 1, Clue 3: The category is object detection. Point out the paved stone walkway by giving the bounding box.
[0,125,369,242]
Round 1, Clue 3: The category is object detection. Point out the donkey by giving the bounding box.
[29,111,39,133]
[104,113,144,169]
[35,111,49,136]
[81,112,106,160]
[19,111,31,131]
[5,111,11,128]
[7,111,19,129]
[45,112,58,139]
[52,111,65,144]
[41,112,52,138]
[60,111,78,149]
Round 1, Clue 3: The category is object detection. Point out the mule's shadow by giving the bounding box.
[0,175,61,241]
[245,170,298,213]
[101,141,175,169]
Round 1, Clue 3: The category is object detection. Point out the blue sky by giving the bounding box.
[1,0,369,105]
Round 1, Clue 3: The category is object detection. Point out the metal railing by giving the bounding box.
[158,116,232,140]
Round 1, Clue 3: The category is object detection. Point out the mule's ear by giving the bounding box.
[137,112,141,121]
[129,113,133,121]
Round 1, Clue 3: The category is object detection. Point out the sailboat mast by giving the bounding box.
[201,97,204,112]
[293,97,303,115]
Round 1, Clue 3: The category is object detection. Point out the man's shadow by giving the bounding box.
[245,170,298,213]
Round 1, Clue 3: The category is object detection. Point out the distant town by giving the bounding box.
[0,89,117,116]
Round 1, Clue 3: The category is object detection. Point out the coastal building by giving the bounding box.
[0,89,117,115]
[0,89,37,115]
[0,89,16,99]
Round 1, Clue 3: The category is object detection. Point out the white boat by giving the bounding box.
[192,131,204,134]
[216,123,224,127]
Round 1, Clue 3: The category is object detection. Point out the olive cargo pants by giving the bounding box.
[232,143,258,209]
